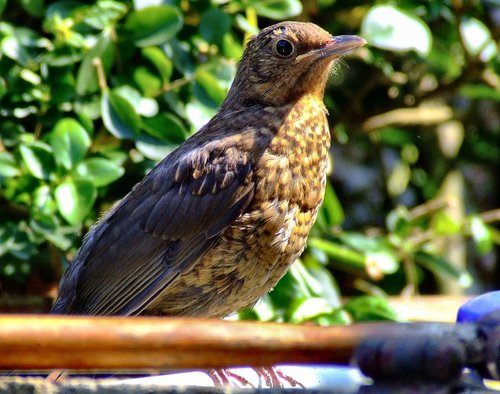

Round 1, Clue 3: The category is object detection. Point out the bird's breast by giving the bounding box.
[254,94,331,208]
[148,95,331,318]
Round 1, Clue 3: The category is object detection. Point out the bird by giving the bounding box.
[51,21,366,319]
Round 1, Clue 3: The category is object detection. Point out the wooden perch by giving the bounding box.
[0,315,459,371]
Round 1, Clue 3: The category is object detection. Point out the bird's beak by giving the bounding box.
[296,35,366,62]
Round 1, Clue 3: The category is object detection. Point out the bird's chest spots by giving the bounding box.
[254,95,331,209]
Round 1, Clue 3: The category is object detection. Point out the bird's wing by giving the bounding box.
[72,142,255,316]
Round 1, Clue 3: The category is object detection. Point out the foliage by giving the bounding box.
[0,0,498,322]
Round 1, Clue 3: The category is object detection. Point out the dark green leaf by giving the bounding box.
[74,157,124,187]
[199,8,231,44]
[460,84,500,102]
[142,113,187,143]
[141,47,173,83]
[195,69,227,105]
[415,251,472,287]
[319,181,344,227]
[308,237,366,271]
[343,296,399,322]
[55,179,96,225]
[378,128,415,147]
[133,66,162,96]
[124,5,183,47]
[30,217,76,251]
[20,0,45,17]
[386,206,410,234]
[19,142,55,180]
[50,118,91,170]
[101,90,141,139]
[1,36,31,66]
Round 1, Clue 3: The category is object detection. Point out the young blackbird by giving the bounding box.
[51,22,366,317]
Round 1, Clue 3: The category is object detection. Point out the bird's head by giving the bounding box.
[223,21,366,108]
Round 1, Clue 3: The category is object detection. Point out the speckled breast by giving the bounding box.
[147,94,331,318]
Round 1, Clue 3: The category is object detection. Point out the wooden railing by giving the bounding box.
[0,315,394,371]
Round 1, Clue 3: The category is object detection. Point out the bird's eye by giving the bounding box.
[274,39,295,57]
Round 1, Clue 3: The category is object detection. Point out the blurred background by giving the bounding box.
[0,0,498,322]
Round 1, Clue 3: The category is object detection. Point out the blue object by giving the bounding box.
[457,291,500,323]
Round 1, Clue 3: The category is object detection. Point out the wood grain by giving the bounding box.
[0,315,395,370]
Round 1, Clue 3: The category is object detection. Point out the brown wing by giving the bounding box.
[51,143,254,316]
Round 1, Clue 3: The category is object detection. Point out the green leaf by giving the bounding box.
[199,8,231,45]
[50,118,91,170]
[308,237,366,271]
[133,65,162,96]
[124,5,183,47]
[20,0,45,17]
[142,113,187,143]
[460,84,500,102]
[361,5,432,56]
[431,210,462,235]
[195,69,227,106]
[101,90,141,139]
[32,185,57,216]
[460,18,497,61]
[319,181,344,227]
[378,128,418,147]
[311,309,352,326]
[287,297,334,324]
[55,179,96,225]
[141,46,173,83]
[112,85,158,117]
[243,294,276,322]
[19,142,55,180]
[343,296,399,322]
[30,217,76,251]
[415,251,472,287]
[135,134,177,161]
[470,216,493,255]
[365,250,399,276]
[386,205,410,234]
[76,31,115,95]
[185,99,217,130]
[1,36,31,66]
[74,158,124,187]
[222,33,243,60]
[0,152,20,177]
[82,0,128,30]
[251,0,303,19]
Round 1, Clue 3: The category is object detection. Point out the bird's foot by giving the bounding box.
[46,370,67,383]
[255,367,305,388]
[208,367,304,388]
[208,368,255,388]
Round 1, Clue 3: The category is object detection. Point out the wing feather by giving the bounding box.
[51,142,255,316]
